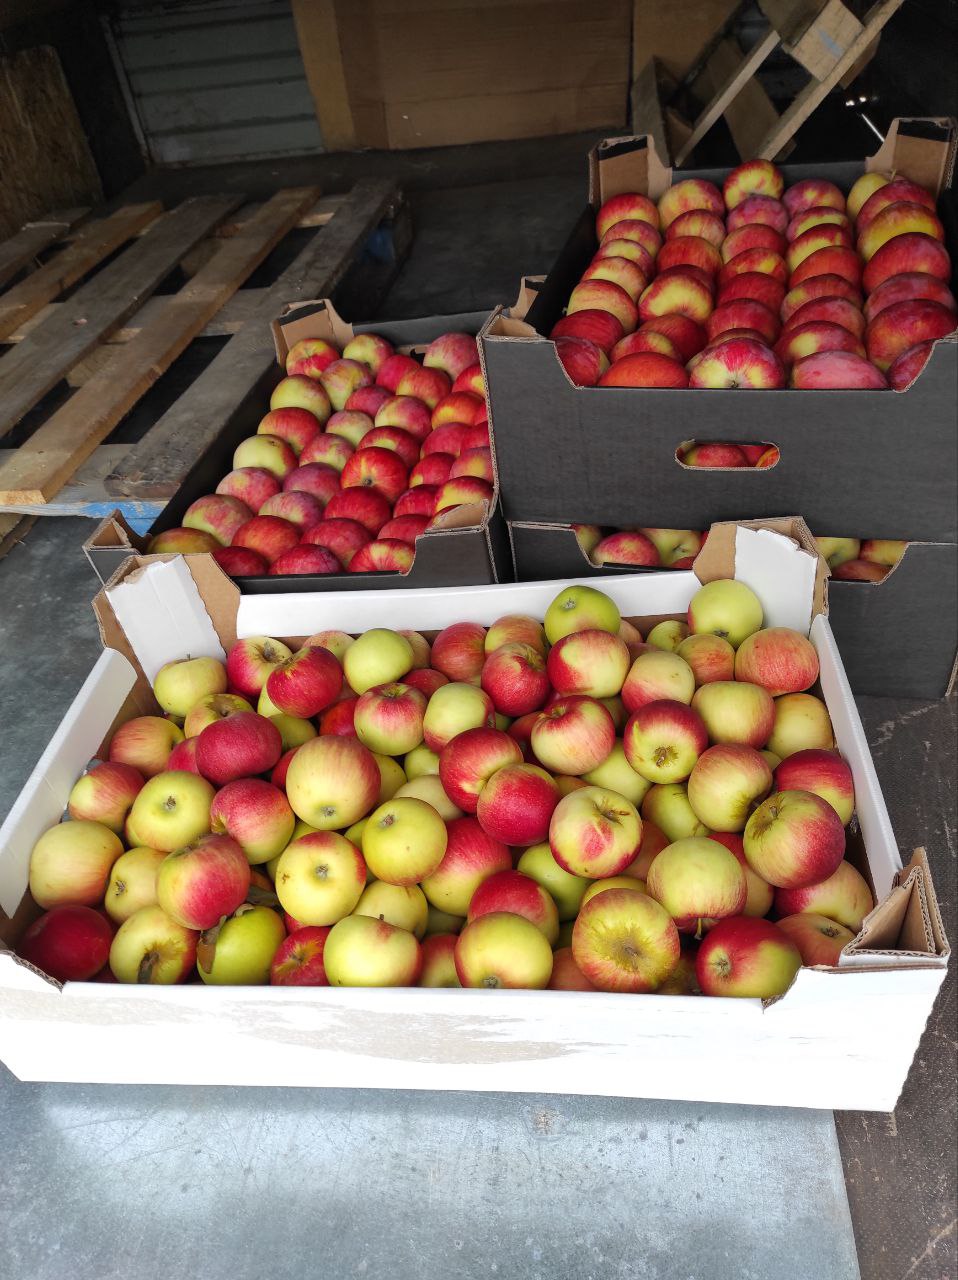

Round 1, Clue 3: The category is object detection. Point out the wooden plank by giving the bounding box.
[106,177,401,501]
[0,188,320,507]
[691,35,784,161]
[0,204,161,341]
[630,58,675,164]
[0,209,89,290]
[755,0,907,157]
[0,513,34,561]
[292,0,364,150]
[0,444,164,525]
[674,27,780,166]
[0,195,241,444]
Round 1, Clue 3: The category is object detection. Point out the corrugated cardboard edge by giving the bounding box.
[844,847,951,962]
[83,511,148,576]
[692,517,829,619]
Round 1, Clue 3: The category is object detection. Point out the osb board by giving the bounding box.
[0,46,101,241]
[297,0,631,150]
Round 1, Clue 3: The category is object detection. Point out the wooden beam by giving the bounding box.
[292,0,359,151]
[106,178,401,501]
[755,0,907,157]
[0,195,240,442]
[0,204,161,341]
[0,209,89,290]
[691,36,784,162]
[674,27,780,166]
[0,189,320,506]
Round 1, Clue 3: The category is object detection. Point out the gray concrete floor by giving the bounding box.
[0,146,955,1280]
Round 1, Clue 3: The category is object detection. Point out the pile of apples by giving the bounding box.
[570,524,907,582]
[147,331,493,577]
[551,157,956,394]
[20,578,874,998]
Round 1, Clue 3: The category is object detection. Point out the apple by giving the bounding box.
[707,299,780,345]
[771,748,853,826]
[467,869,559,944]
[392,487,438,521]
[325,411,375,449]
[547,629,630,699]
[573,888,680,992]
[658,235,722,278]
[264,646,342,720]
[622,650,695,713]
[102,846,167,923]
[580,740,650,807]
[270,925,331,985]
[727,195,787,234]
[182,494,254,550]
[328,914,424,987]
[422,333,478,383]
[789,245,864,290]
[715,274,785,318]
[685,743,773,833]
[299,518,369,568]
[887,341,937,389]
[341,628,412,694]
[858,201,944,263]
[225,636,293,698]
[361,797,447,886]
[475,764,560,847]
[774,857,874,931]
[404,670,448,700]
[531,696,615,775]
[689,337,785,388]
[183,694,254,739]
[152,657,226,723]
[641,784,708,843]
[688,579,763,647]
[581,875,649,907]
[814,537,860,569]
[404,743,441,779]
[418,934,461,987]
[67,761,143,835]
[555,335,612,387]
[451,911,555,989]
[194,711,282,787]
[786,224,853,274]
[351,682,425,756]
[410,454,454,488]
[865,299,955,371]
[781,275,863,325]
[485,614,546,656]
[551,309,626,354]
[603,217,663,257]
[285,337,338,375]
[285,736,380,830]
[664,209,724,246]
[789,350,887,389]
[233,433,299,482]
[209,778,294,866]
[516,842,592,921]
[422,682,495,752]
[640,314,708,361]
[847,171,891,220]
[722,225,786,264]
[658,178,724,228]
[146,527,222,555]
[357,426,420,471]
[259,489,327,530]
[647,836,747,928]
[393,774,461,822]
[353,882,428,940]
[593,236,655,277]
[596,192,659,238]
[682,443,749,467]
[274,831,367,925]
[744,789,845,889]
[544,584,620,645]
[343,332,394,374]
[832,558,889,580]
[724,159,783,208]
[432,475,494,514]
[696,916,801,997]
[864,272,956,324]
[108,717,184,781]
[318,358,372,412]
[581,255,648,302]
[623,700,708,784]
[637,273,713,325]
[231,514,301,565]
[692,681,775,749]
[430,621,486,684]
[549,785,641,878]
[705,831,773,918]
[376,353,421,393]
[610,329,682,362]
[592,529,661,564]
[860,539,906,567]
[419,816,511,915]
[124,770,214,853]
[422,423,469,457]
[733,627,819,696]
[323,488,392,534]
[195,903,285,985]
[784,179,845,217]
[212,546,269,577]
[767,693,834,760]
[438,728,523,813]
[18,903,113,982]
[776,912,854,965]
[675,634,735,686]
[109,905,197,984]
[775,321,865,367]
[155,832,250,931]
[268,545,341,576]
[395,365,452,411]
[548,948,597,991]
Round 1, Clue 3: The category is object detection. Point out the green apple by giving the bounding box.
[425,905,465,936]
[104,846,167,923]
[28,820,124,909]
[353,881,429,938]
[109,904,197,983]
[153,656,227,721]
[125,771,215,853]
[814,537,859,569]
[197,904,286,984]
[362,797,448,886]
[646,620,690,652]
[373,753,407,803]
[767,694,834,759]
[304,629,354,662]
[544,584,620,645]
[687,579,763,648]
[404,744,441,779]
[324,914,422,986]
[582,740,652,805]
[274,832,367,925]
[517,843,593,920]
[267,713,317,751]
[646,836,747,923]
[454,912,553,988]
[580,875,645,907]
[422,682,495,752]
[641,784,708,842]
[394,774,463,821]
[343,629,414,694]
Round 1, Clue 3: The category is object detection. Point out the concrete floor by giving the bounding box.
[0,141,955,1280]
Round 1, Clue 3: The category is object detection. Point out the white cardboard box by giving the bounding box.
[0,521,948,1109]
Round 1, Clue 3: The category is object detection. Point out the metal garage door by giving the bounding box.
[107,0,323,165]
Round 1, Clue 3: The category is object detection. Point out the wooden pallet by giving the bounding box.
[0,177,409,547]
[633,0,907,164]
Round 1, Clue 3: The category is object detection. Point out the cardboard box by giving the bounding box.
[509,524,958,699]
[479,118,958,544]
[84,301,511,592]
[0,520,948,1107]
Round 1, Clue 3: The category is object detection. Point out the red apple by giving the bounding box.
[784,179,845,217]
[266,645,342,718]
[346,384,392,418]
[547,629,630,698]
[226,636,292,698]
[210,778,294,865]
[707,299,780,345]
[692,681,774,748]
[68,761,144,834]
[638,272,713,324]
[781,274,863,323]
[300,432,354,471]
[776,913,854,965]
[156,833,251,931]
[215,467,281,513]
[432,621,487,683]
[195,712,282,786]
[581,255,648,301]
[734,627,820,695]
[786,206,850,241]
[725,159,783,209]
[696,916,801,996]
[865,299,956,371]
[467,870,559,944]
[715,272,786,315]
[832,558,888,580]
[270,374,332,422]
[787,224,852,273]
[658,235,723,277]
[623,699,708,784]
[395,365,452,411]
[773,858,874,931]
[598,352,689,388]
[550,309,625,353]
[719,248,787,286]
[348,540,415,573]
[19,905,114,982]
[727,195,788,234]
[789,246,861,289]
[283,463,341,508]
[773,749,854,824]
[689,337,785,388]
[231,515,300,565]
[790,351,887,389]
[683,443,749,467]
[783,295,865,340]
[322,488,392,533]
[270,925,330,985]
[285,337,338,376]
[301,517,371,567]
[394,486,438,518]
[419,816,511,915]
[658,179,724,229]
[475,764,560,847]
[376,352,421,392]
[640,314,708,361]
[438,728,523,813]
[596,192,659,238]
[432,391,486,428]
[610,330,682,363]
[530,696,615,775]
[887,341,935,389]
[374,395,432,441]
[480,644,550,716]
[864,272,956,323]
[744,790,845,888]
[549,785,641,878]
[108,716,183,779]
[721,224,786,262]
[664,209,724,246]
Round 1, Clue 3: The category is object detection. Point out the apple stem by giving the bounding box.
[694,918,704,941]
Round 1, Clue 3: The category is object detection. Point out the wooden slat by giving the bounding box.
[106,177,401,501]
[755,0,907,158]
[674,27,780,166]
[0,195,241,443]
[0,209,89,290]
[0,188,321,506]
[0,512,34,560]
[0,204,162,341]
[0,445,163,526]
[692,36,784,161]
